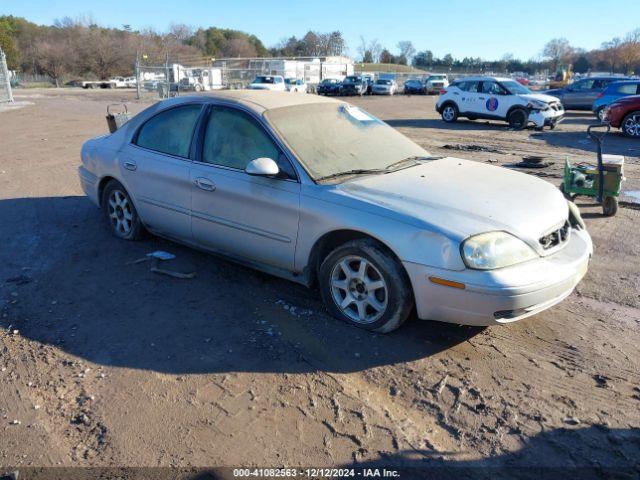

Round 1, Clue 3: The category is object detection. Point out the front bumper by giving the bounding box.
[403,228,592,326]
[529,107,564,128]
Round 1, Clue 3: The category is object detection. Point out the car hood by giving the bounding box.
[520,93,561,104]
[334,157,568,248]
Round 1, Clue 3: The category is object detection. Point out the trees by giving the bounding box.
[412,50,433,68]
[543,38,573,70]
[397,41,416,66]
[0,18,20,69]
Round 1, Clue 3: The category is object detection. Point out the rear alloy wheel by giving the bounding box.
[508,108,528,130]
[622,111,640,138]
[441,104,458,123]
[319,239,413,333]
[102,180,144,240]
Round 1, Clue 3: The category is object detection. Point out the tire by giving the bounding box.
[603,196,618,216]
[441,103,458,123]
[194,84,203,92]
[101,180,145,240]
[595,107,606,122]
[508,108,528,130]
[319,239,413,333]
[621,111,640,138]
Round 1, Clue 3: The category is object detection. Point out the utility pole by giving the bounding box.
[135,50,141,100]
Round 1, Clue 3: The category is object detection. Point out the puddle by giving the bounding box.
[623,190,640,203]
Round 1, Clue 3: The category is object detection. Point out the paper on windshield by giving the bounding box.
[341,105,376,122]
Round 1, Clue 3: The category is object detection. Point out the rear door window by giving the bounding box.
[135,104,202,158]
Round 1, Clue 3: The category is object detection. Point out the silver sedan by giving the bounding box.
[78,91,592,333]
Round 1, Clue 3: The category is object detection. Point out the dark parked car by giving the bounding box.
[545,76,630,110]
[604,94,640,138]
[340,75,370,96]
[404,78,425,94]
[316,78,342,96]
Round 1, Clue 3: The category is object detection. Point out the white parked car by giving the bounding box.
[425,74,449,94]
[124,77,137,88]
[285,78,307,93]
[372,79,398,95]
[248,75,286,91]
[436,76,564,130]
[78,91,591,333]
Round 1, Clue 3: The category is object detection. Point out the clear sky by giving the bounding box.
[3,0,639,60]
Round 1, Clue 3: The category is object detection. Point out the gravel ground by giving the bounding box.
[0,88,639,478]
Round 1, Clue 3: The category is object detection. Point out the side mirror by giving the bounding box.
[245,157,280,177]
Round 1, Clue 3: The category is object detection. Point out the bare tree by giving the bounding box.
[397,41,416,65]
[542,38,573,70]
[222,38,257,58]
[36,39,71,86]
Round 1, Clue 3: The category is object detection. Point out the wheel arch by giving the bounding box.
[305,229,410,289]
[438,99,457,114]
[506,104,529,118]
[97,175,118,207]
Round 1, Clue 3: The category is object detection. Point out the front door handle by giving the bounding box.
[194,177,216,191]
[123,160,137,171]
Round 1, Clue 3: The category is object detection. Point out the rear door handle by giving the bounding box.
[194,177,216,191]
[123,160,137,171]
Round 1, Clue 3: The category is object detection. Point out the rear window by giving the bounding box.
[616,83,639,94]
[135,104,202,158]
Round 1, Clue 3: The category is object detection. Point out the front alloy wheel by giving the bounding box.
[319,239,413,333]
[330,255,388,324]
[622,112,640,137]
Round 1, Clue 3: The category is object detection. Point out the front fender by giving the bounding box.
[295,187,466,273]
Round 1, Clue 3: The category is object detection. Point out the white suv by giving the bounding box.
[436,76,564,130]
[248,75,286,91]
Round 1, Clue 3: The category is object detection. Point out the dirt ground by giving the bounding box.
[0,88,639,478]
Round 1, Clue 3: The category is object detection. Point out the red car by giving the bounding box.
[604,94,640,137]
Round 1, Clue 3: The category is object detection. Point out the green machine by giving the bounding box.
[560,124,625,216]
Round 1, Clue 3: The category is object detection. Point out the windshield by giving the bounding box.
[285,78,294,85]
[376,80,391,85]
[344,76,361,84]
[501,80,531,95]
[265,103,429,181]
[428,75,446,81]
[253,76,276,84]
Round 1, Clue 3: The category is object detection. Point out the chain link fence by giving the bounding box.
[133,54,355,99]
[0,49,14,103]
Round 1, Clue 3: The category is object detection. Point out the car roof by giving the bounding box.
[607,79,640,86]
[453,76,512,82]
[156,90,341,113]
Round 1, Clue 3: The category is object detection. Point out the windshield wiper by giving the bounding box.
[316,168,388,182]
[384,155,443,171]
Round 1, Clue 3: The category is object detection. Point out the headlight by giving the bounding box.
[527,100,549,111]
[461,232,537,270]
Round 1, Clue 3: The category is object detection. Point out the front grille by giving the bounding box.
[539,220,571,250]
[550,102,563,111]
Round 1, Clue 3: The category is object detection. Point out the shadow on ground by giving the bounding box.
[339,426,640,480]
[1,196,482,375]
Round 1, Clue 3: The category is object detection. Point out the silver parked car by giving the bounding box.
[78,91,592,333]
